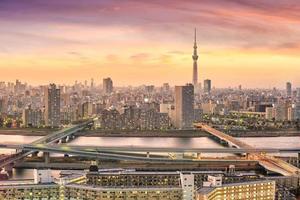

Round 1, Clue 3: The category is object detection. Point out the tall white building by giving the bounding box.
[175,84,194,129]
[45,84,60,127]
[180,173,195,200]
[293,104,300,120]
[33,169,53,184]
[265,106,275,120]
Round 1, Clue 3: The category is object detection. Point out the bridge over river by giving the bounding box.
[195,123,300,177]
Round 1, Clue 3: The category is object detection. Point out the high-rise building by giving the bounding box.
[45,84,61,127]
[273,103,288,121]
[180,173,195,200]
[297,88,300,103]
[174,84,194,129]
[286,82,292,97]
[204,79,212,94]
[145,85,155,93]
[90,78,94,89]
[293,103,300,121]
[22,105,42,127]
[192,29,198,86]
[287,106,295,121]
[103,77,113,94]
[0,97,7,114]
[162,83,170,92]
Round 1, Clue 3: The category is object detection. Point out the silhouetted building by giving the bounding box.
[45,84,60,127]
[286,82,292,97]
[22,105,42,127]
[204,79,212,94]
[175,84,194,129]
[103,78,113,94]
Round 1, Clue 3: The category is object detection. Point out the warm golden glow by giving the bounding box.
[0,1,299,87]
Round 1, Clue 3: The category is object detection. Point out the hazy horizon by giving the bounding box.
[1,0,300,88]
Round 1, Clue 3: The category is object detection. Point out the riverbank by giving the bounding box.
[0,128,299,138]
[78,130,209,137]
[78,129,300,137]
[0,129,51,136]
[229,130,300,137]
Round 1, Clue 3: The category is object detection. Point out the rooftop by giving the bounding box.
[198,179,275,195]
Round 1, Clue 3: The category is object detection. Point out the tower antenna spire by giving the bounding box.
[194,28,197,45]
[192,28,198,86]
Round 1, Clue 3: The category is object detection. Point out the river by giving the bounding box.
[0,135,300,179]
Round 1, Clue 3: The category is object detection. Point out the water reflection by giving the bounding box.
[0,135,299,179]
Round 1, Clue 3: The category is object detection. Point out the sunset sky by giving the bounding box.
[0,0,300,88]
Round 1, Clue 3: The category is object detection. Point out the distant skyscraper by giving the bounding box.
[103,78,113,94]
[175,84,194,129]
[204,79,212,94]
[192,29,198,86]
[91,78,94,89]
[45,84,60,127]
[238,85,242,91]
[286,82,292,97]
[296,88,300,103]
[162,83,170,92]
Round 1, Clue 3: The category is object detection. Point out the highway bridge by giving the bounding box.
[1,120,299,177]
[0,142,299,169]
[0,144,259,163]
[195,123,300,177]
[0,119,93,169]
[1,144,300,154]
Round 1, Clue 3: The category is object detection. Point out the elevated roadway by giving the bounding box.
[0,144,255,163]
[195,123,300,176]
[1,144,300,154]
[0,120,93,168]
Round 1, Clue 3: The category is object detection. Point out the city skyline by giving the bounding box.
[0,0,300,88]
[0,2,300,199]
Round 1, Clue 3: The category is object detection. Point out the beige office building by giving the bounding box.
[197,180,276,200]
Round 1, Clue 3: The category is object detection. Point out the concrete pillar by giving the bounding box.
[61,138,66,143]
[91,160,100,166]
[245,153,250,160]
[31,152,39,158]
[44,152,50,164]
[4,164,13,176]
[16,149,21,154]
